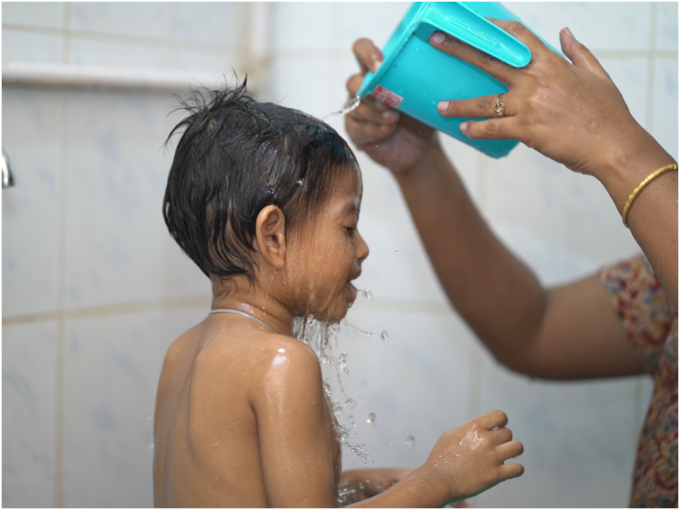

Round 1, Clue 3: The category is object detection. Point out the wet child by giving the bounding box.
[154,80,524,507]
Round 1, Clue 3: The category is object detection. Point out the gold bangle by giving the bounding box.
[622,163,678,228]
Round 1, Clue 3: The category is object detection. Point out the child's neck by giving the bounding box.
[211,277,294,336]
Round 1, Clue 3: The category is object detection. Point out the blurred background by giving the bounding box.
[2,2,677,507]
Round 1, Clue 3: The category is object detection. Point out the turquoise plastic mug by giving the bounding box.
[357,2,558,158]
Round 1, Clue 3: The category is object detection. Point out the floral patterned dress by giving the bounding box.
[601,255,678,507]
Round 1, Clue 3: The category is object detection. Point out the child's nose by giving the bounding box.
[356,231,369,262]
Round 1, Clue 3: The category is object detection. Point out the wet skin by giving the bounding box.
[153,170,370,506]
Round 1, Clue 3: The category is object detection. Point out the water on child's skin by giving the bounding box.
[323,95,361,122]
[261,270,277,314]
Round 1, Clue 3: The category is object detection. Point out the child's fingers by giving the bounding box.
[498,462,524,481]
[475,410,508,430]
[496,440,524,461]
[348,101,399,125]
[489,426,512,445]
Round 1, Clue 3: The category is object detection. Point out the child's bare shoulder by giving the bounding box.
[193,329,322,394]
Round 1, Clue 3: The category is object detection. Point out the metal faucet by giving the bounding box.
[2,149,14,188]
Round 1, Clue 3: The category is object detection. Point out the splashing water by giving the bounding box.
[293,317,369,465]
[356,288,373,299]
[380,331,389,341]
[342,319,375,338]
[367,412,376,424]
[323,95,361,122]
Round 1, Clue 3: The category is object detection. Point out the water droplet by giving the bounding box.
[395,249,399,255]
[405,435,415,447]
[380,331,389,341]
[146,415,151,421]
[277,348,285,353]
[367,412,376,424]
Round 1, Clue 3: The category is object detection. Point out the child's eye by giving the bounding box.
[346,227,356,236]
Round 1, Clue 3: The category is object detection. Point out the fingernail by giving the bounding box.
[437,101,449,113]
[382,110,399,121]
[430,31,446,45]
[563,27,574,39]
[372,59,383,73]
[459,122,468,135]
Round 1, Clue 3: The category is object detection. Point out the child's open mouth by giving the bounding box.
[347,282,357,302]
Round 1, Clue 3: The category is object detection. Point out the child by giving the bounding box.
[154,80,524,507]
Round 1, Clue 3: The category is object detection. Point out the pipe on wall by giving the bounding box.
[2,62,250,92]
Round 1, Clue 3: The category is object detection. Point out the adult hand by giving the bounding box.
[345,39,438,175]
[430,20,668,181]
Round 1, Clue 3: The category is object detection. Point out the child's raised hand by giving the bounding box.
[423,410,524,503]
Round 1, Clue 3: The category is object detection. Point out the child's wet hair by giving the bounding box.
[163,78,359,284]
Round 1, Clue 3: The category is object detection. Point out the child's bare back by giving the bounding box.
[154,317,342,507]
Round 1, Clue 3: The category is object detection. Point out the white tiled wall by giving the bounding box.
[2,2,676,508]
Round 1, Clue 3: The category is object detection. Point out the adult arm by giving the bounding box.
[346,39,649,379]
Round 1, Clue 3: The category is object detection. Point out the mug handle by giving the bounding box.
[414,2,532,68]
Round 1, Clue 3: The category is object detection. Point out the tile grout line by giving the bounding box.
[4,23,678,62]
[468,343,483,422]
[2,23,236,56]
[62,3,71,66]
[53,71,71,509]
[2,295,458,326]
[644,3,658,133]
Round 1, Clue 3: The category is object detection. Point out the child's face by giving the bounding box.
[283,168,369,322]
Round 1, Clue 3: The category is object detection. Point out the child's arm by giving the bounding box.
[251,337,337,507]
[338,469,413,503]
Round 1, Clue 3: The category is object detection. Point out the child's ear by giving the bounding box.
[255,205,287,269]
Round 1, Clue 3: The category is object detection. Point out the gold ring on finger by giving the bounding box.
[494,93,505,118]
